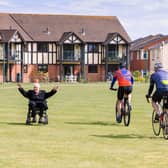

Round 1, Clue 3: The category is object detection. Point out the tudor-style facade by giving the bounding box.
[0,13,131,82]
[0,30,23,82]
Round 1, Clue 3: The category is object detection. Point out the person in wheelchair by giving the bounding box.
[17,83,58,124]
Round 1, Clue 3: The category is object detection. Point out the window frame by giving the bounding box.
[23,64,28,73]
[88,65,98,73]
[37,42,49,52]
[38,64,48,73]
[88,43,99,53]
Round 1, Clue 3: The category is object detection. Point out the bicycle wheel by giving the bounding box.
[123,101,131,126]
[152,110,161,136]
[162,112,168,139]
[115,102,122,123]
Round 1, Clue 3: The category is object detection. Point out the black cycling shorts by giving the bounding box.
[152,90,168,103]
[117,86,133,100]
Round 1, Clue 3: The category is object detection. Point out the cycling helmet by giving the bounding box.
[120,62,126,68]
[154,62,163,71]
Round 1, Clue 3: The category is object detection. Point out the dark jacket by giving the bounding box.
[148,68,168,96]
[18,87,57,102]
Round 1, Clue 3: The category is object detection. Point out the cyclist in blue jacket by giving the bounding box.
[146,62,168,120]
[110,62,134,122]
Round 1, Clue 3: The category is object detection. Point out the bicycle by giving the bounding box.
[111,88,131,126]
[146,95,168,139]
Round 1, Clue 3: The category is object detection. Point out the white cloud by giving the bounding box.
[122,14,168,40]
[144,0,168,11]
[0,0,168,40]
[0,0,10,6]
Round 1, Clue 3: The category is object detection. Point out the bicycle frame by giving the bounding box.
[115,92,131,126]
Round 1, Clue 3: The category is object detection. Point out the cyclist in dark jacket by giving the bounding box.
[18,83,58,123]
[146,62,168,120]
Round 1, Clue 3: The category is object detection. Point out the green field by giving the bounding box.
[0,82,167,168]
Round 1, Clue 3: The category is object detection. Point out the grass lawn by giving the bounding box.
[0,82,167,168]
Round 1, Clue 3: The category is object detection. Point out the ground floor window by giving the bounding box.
[88,65,98,73]
[23,64,28,73]
[38,64,48,73]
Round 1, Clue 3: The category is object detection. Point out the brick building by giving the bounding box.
[0,13,131,82]
[130,34,168,76]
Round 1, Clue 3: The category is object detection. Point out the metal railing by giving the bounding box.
[63,50,80,61]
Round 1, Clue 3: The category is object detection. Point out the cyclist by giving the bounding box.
[146,62,168,120]
[110,62,134,122]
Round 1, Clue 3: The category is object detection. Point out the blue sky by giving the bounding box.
[0,0,168,40]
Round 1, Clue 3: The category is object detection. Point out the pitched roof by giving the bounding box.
[0,13,131,43]
[130,34,168,51]
[149,40,168,50]
[0,13,33,41]
[0,29,17,42]
[59,32,83,44]
[104,32,128,45]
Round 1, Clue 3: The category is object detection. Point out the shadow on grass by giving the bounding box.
[0,121,26,125]
[91,133,159,139]
[0,122,43,126]
[65,121,120,126]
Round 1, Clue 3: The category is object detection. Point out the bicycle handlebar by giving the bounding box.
[146,95,151,103]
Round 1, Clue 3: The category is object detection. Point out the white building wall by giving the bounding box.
[149,42,168,72]
[162,43,168,70]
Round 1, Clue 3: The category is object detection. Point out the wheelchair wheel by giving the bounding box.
[26,118,31,125]
[152,110,161,136]
[26,110,32,125]
[44,115,48,124]
[38,111,48,124]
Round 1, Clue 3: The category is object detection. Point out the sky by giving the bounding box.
[0,0,168,40]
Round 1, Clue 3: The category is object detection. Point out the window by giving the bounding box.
[88,65,98,73]
[37,43,48,52]
[63,44,74,60]
[64,44,74,50]
[23,65,28,73]
[0,44,3,59]
[108,44,118,58]
[88,44,99,53]
[38,64,48,73]
[143,52,148,59]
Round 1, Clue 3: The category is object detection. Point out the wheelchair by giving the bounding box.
[26,106,48,125]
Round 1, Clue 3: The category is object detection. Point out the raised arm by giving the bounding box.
[44,86,59,99]
[17,83,29,98]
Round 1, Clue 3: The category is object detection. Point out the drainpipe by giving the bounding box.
[59,44,63,82]
[105,45,108,81]
[126,44,130,69]
[2,43,6,83]
[6,42,10,82]
[81,43,85,81]
[20,42,24,82]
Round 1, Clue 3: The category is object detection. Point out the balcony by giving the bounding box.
[101,51,121,63]
[107,51,120,61]
[63,50,80,62]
